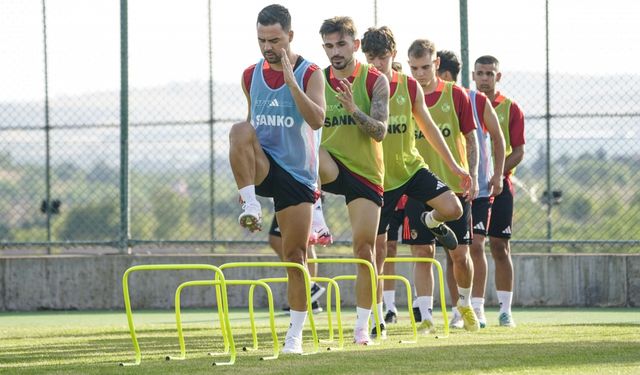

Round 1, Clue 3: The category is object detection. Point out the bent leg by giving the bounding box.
[229,121,269,188]
[426,190,463,223]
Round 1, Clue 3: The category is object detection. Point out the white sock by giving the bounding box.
[287,310,307,338]
[312,199,328,231]
[497,290,513,314]
[239,185,257,205]
[457,286,471,307]
[423,211,443,229]
[355,307,371,330]
[383,290,397,312]
[415,296,433,322]
[370,302,384,327]
[471,297,485,311]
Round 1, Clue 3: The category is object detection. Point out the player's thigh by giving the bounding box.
[426,190,462,219]
[319,147,339,185]
[347,197,381,245]
[277,203,313,259]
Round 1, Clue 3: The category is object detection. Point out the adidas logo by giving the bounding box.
[474,222,485,231]
[502,226,512,234]
[269,98,279,107]
[463,231,470,240]
[436,181,446,190]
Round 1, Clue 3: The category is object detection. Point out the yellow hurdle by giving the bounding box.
[247,276,344,351]
[384,257,449,338]
[119,264,235,366]
[378,274,418,343]
[308,258,381,344]
[169,279,279,361]
[218,261,320,355]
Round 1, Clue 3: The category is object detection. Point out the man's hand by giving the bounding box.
[280,49,296,88]
[488,174,504,197]
[335,79,357,114]
[452,165,472,200]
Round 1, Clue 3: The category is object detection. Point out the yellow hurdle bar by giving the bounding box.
[249,276,344,351]
[384,257,449,338]
[308,258,381,344]
[119,264,235,366]
[378,274,417,343]
[218,262,319,355]
[169,279,279,361]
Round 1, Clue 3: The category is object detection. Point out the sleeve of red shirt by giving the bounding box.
[366,66,382,99]
[302,63,320,91]
[453,85,476,134]
[474,91,489,131]
[243,64,257,93]
[509,101,526,147]
[407,76,418,108]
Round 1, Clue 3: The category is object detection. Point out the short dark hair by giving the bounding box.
[319,16,357,39]
[437,50,461,81]
[475,55,500,70]
[408,39,436,59]
[361,26,396,56]
[257,4,291,31]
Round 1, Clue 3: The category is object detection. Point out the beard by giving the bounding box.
[263,51,281,64]
[330,55,353,71]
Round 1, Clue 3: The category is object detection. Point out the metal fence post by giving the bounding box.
[459,0,470,88]
[545,0,553,251]
[208,0,216,251]
[41,0,52,254]
[119,0,130,254]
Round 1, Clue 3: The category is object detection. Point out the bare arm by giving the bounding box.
[464,130,479,201]
[241,74,251,122]
[505,144,525,175]
[336,75,388,142]
[482,103,506,196]
[412,84,471,194]
[281,50,325,130]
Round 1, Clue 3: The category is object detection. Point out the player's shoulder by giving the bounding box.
[450,82,468,96]
[366,64,383,78]
[244,63,258,75]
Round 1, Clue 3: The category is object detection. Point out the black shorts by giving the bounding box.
[487,177,514,239]
[402,195,472,247]
[472,196,492,236]
[321,154,383,207]
[378,168,450,235]
[269,216,281,237]
[255,152,316,212]
[269,193,326,238]
[386,208,404,242]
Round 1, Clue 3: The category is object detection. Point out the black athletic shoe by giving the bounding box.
[384,310,398,324]
[420,212,458,250]
[370,323,387,339]
[412,307,421,322]
[309,283,326,303]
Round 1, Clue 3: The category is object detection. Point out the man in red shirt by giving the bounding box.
[473,55,525,327]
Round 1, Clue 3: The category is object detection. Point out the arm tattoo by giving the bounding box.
[351,77,388,142]
[464,132,478,176]
[352,108,386,141]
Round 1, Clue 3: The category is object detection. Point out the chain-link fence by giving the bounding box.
[1,0,639,254]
